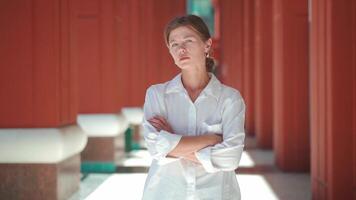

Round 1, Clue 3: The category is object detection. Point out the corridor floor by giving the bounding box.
[69,136,311,200]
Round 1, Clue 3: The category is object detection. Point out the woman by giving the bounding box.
[142,15,245,200]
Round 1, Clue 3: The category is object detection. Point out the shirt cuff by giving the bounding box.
[155,130,182,164]
[195,146,219,173]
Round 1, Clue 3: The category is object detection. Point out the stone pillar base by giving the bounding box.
[78,114,128,173]
[0,154,80,200]
[81,135,124,172]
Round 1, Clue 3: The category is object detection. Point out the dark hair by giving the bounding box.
[164,15,215,72]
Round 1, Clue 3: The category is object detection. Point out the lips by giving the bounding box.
[179,56,190,61]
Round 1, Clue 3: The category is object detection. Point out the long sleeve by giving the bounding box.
[195,94,246,173]
[142,86,182,165]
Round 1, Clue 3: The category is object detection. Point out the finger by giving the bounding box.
[149,117,173,132]
[154,116,168,125]
[157,117,172,131]
[150,120,171,132]
[155,117,172,132]
[149,121,163,131]
[149,118,164,126]
[148,119,162,127]
[150,124,161,131]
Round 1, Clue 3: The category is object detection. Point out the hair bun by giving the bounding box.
[206,57,216,73]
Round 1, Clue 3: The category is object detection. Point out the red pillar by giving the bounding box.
[219,0,232,84]
[272,0,310,171]
[71,0,186,110]
[71,0,120,113]
[242,0,256,136]
[311,0,356,199]
[151,1,186,84]
[0,1,84,199]
[116,0,185,107]
[116,0,131,109]
[0,0,77,127]
[220,0,255,136]
[219,0,244,92]
[254,0,273,148]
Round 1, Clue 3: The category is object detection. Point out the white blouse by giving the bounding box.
[142,73,246,200]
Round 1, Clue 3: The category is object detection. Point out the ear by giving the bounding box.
[205,38,213,53]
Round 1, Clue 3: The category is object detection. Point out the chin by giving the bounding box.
[176,63,191,70]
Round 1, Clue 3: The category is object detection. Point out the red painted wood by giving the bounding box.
[310,0,327,197]
[115,0,184,108]
[219,0,232,84]
[115,0,131,109]
[0,0,77,127]
[220,0,244,93]
[128,0,140,106]
[354,1,356,194]
[71,0,121,113]
[311,0,356,199]
[254,0,273,149]
[272,0,309,171]
[73,0,185,112]
[101,0,120,112]
[242,0,256,136]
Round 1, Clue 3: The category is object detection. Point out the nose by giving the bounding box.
[178,45,187,54]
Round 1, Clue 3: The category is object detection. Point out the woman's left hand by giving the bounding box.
[148,116,174,133]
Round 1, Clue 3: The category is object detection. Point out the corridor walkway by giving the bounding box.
[69,136,311,200]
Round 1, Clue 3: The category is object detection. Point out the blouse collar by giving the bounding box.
[165,72,222,101]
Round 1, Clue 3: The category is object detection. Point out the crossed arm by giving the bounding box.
[148,116,222,164]
[143,86,245,172]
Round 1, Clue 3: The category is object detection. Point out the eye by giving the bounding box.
[170,43,178,48]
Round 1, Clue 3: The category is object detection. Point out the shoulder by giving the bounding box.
[220,84,244,103]
[145,81,170,99]
[145,74,179,97]
[146,83,165,95]
[218,84,246,114]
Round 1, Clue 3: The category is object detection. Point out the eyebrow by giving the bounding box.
[169,35,195,44]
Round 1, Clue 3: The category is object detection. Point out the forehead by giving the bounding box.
[168,26,202,42]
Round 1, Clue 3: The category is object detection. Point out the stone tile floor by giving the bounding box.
[69,136,311,200]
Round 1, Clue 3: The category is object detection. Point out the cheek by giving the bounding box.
[188,45,205,56]
[191,48,206,60]
[169,51,178,61]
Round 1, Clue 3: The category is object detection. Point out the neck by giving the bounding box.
[181,67,210,93]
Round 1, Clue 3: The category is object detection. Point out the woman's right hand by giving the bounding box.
[206,134,223,146]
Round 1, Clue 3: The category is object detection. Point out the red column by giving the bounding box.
[115,0,185,107]
[71,0,120,113]
[116,0,131,109]
[220,0,244,92]
[152,1,186,84]
[0,0,77,127]
[254,0,273,148]
[0,1,84,199]
[71,0,186,110]
[242,0,256,136]
[219,0,232,84]
[272,0,310,171]
[311,0,356,199]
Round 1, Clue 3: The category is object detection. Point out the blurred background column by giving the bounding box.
[242,0,256,136]
[310,0,356,199]
[71,0,129,173]
[272,0,310,171]
[72,0,186,172]
[254,0,274,149]
[219,0,244,93]
[117,0,185,107]
[0,0,87,199]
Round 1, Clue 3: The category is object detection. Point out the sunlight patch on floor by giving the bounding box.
[85,173,147,200]
[237,174,279,200]
[239,151,255,167]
